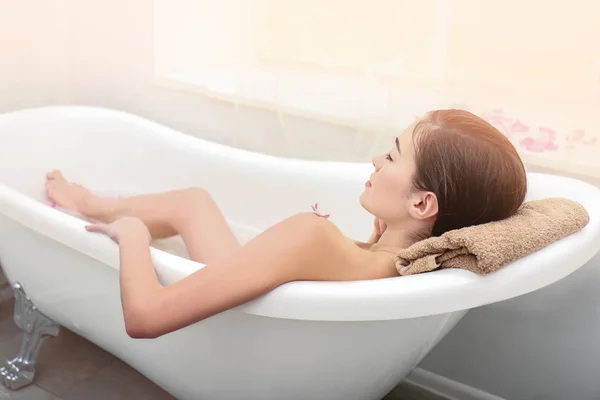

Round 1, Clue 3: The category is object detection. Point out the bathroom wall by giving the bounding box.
[0,0,71,111]
[151,0,600,180]
[2,0,600,178]
[0,0,372,161]
[64,0,377,162]
[415,250,600,400]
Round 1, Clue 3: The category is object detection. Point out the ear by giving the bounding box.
[408,191,438,220]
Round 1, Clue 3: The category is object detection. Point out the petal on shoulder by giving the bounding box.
[284,212,343,241]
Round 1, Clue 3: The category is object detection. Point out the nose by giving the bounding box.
[372,154,383,171]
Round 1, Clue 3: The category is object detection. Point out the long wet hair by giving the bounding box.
[412,109,527,237]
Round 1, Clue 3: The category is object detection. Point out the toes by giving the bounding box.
[45,182,55,195]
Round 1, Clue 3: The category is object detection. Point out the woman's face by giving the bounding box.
[360,124,419,223]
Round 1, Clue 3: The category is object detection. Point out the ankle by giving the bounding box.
[80,193,105,218]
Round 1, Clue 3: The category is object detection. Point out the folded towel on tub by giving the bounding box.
[393,198,590,276]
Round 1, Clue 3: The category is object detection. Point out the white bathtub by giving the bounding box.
[0,106,599,400]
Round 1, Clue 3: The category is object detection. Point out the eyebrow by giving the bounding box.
[395,137,401,153]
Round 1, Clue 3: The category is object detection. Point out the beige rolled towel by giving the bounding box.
[394,198,590,276]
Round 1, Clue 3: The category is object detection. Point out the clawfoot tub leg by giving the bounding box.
[0,282,60,390]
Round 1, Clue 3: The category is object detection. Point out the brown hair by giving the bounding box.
[412,109,527,237]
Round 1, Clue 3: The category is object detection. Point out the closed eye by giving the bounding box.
[386,153,393,161]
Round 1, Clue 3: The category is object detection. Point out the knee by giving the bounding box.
[169,187,212,224]
[182,187,212,205]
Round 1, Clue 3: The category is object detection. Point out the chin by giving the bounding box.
[358,191,371,213]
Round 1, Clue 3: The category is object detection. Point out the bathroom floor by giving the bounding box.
[0,289,446,400]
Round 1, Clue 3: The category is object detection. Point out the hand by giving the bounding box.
[368,217,387,243]
[374,217,387,237]
[85,216,151,245]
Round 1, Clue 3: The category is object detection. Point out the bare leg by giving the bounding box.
[45,170,240,265]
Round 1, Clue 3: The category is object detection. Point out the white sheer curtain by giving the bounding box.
[154,0,600,178]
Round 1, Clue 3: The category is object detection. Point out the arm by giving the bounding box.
[90,213,356,339]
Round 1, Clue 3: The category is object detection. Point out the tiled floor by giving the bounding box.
[0,294,174,400]
[0,294,445,400]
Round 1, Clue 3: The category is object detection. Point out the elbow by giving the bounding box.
[125,322,157,340]
[125,318,157,339]
[123,306,161,339]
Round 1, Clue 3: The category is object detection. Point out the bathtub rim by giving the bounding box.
[1,105,600,322]
[0,104,374,169]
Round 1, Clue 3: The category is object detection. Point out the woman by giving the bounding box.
[45,109,527,339]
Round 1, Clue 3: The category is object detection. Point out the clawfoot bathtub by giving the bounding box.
[0,106,599,400]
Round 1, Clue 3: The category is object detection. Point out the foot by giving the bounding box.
[45,170,94,215]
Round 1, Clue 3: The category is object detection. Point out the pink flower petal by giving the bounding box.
[569,129,585,142]
[519,137,558,153]
[510,119,530,133]
[539,127,557,141]
[545,142,558,151]
[520,138,544,152]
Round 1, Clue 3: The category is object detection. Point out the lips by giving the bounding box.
[365,180,372,188]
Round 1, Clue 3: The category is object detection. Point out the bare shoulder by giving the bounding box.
[282,212,345,239]
[278,211,341,231]
[258,212,345,257]
[267,212,397,281]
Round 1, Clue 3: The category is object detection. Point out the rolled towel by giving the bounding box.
[394,198,590,275]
